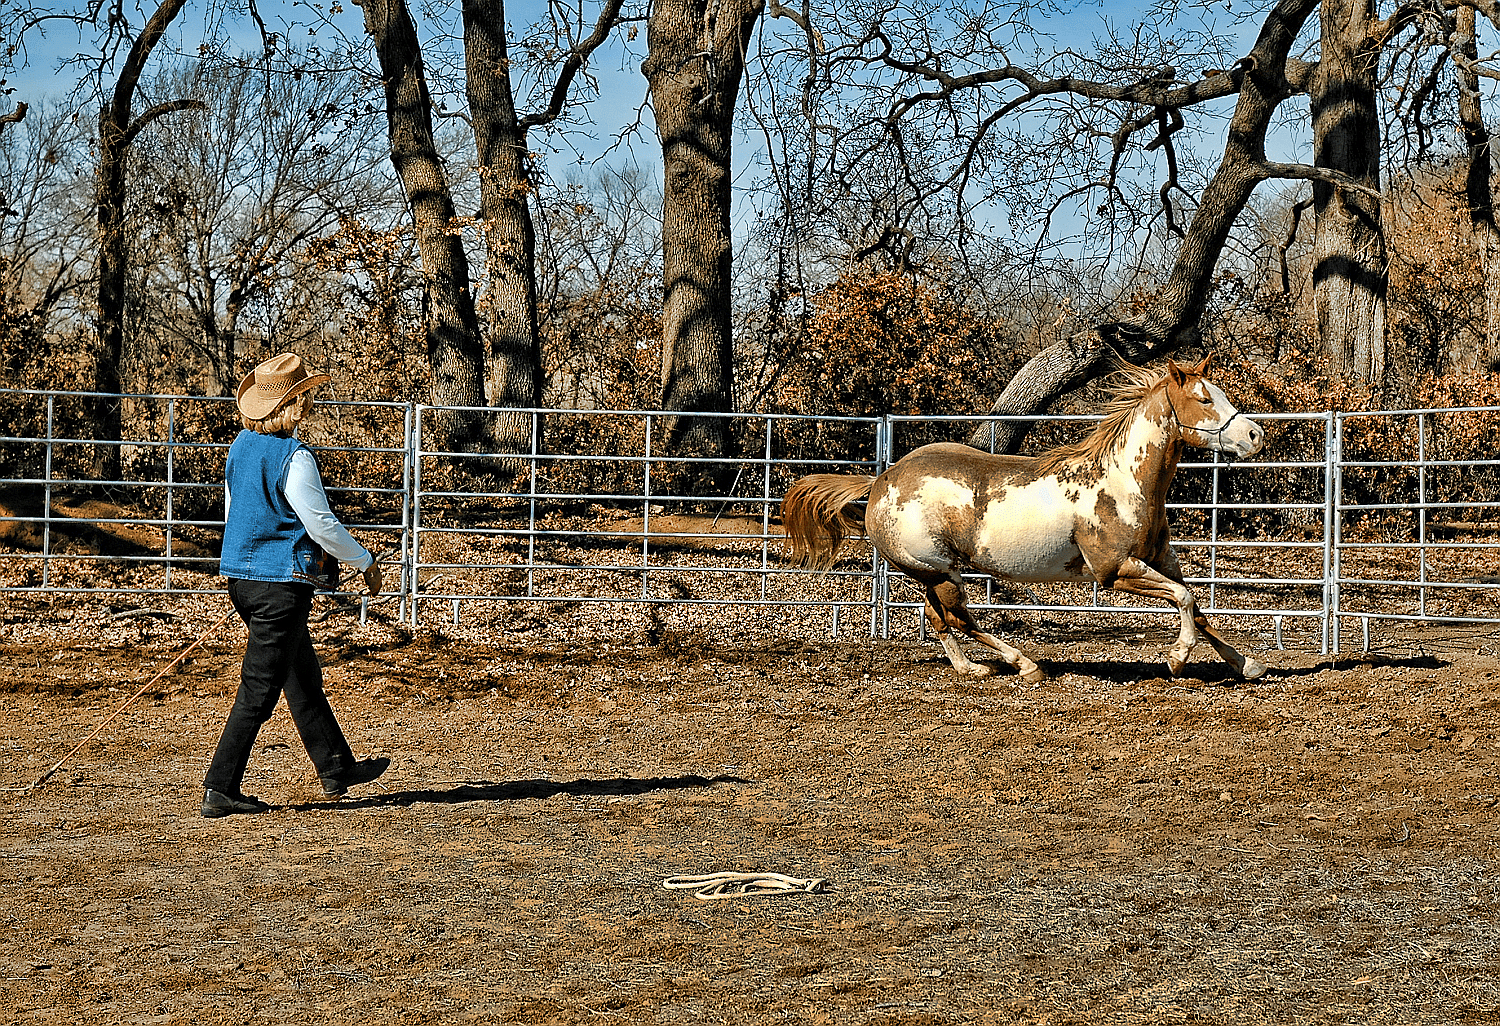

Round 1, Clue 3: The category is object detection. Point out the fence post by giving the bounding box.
[398,402,414,625]
[527,409,540,599]
[1417,411,1428,619]
[165,397,176,594]
[642,413,654,600]
[761,415,774,601]
[42,395,55,589]
[875,416,894,639]
[409,405,424,627]
[1326,411,1341,655]
[1208,447,1222,610]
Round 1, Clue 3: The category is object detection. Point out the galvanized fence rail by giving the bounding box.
[3,389,1498,653]
[403,405,885,636]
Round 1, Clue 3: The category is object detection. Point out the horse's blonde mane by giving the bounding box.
[1033,362,1169,476]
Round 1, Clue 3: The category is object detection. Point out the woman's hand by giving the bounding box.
[363,563,384,595]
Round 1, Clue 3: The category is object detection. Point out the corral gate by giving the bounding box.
[3,390,1498,655]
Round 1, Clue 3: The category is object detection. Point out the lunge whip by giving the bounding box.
[10,604,237,792]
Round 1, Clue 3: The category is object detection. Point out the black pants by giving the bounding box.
[203,578,354,794]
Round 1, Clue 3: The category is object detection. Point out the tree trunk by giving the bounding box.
[968,0,1320,453]
[1309,0,1386,388]
[643,0,764,466]
[464,0,543,456]
[359,0,489,450]
[96,104,129,472]
[94,0,193,479]
[1457,6,1500,370]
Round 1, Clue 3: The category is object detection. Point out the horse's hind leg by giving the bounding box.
[921,574,1044,683]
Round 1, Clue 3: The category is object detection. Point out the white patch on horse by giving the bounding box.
[915,475,975,513]
[973,478,1086,580]
[1099,417,1163,524]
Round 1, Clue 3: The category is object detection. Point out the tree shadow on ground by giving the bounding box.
[289,772,750,813]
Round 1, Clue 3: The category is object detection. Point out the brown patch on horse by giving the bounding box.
[923,493,978,554]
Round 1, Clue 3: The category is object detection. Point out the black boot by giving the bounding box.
[201,789,271,818]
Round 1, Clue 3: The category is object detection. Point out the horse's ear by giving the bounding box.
[1194,353,1214,375]
[1167,358,1187,386]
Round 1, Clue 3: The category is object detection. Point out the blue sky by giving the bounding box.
[5,1,1206,135]
[1,1,1299,255]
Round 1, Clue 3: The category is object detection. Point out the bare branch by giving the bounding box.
[522,0,629,131]
[871,30,1248,125]
[1371,1,1440,45]
[121,97,205,147]
[1278,196,1314,296]
[1259,160,1385,200]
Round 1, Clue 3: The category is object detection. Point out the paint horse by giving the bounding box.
[782,357,1268,682]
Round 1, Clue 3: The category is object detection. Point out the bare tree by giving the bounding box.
[791,0,1332,449]
[1308,0,1387,387]
[358,0,490,450]
[356,0,631,453]
[129,57,400,394]
[756,0,1500,450]
[643,0,765,463]
[1456,5,1500,365]
[462,0,629,452]
[89,1,206,474]
[0,100,94,387]
[966,1,1327,449]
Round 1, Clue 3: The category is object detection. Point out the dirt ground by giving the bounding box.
[2,595,1499,1025]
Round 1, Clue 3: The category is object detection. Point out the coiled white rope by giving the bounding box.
[663,872,831,900]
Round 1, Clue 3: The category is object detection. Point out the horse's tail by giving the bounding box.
[781,473,876,571]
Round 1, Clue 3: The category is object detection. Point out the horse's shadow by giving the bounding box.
[288,772,749,813]
[1028,657,1247,686]
[1007,652,1449,686]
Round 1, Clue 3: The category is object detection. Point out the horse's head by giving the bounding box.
[1164,356,1265,457]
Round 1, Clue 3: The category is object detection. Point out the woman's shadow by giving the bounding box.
[289,772,749,812]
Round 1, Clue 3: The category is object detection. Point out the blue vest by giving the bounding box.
[219,430,336,587]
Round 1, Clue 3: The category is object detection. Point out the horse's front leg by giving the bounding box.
[1191,610,1267,679]
[1153,546,1267,679]
[1109,556,1266,679]
[1105,557,1202,675]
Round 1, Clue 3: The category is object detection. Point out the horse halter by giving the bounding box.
[1165,386,1243,445]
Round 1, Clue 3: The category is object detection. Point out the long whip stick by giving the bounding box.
[13,605,236,792]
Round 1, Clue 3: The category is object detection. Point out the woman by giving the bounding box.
[201,353,389,818]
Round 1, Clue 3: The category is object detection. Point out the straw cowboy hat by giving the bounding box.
[235,353,331,420]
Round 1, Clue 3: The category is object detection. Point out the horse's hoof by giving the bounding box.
[1239,656,1268,680]
[1020,666,1046,684]
[958,662,995,678]
[1165,655,1187,676]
